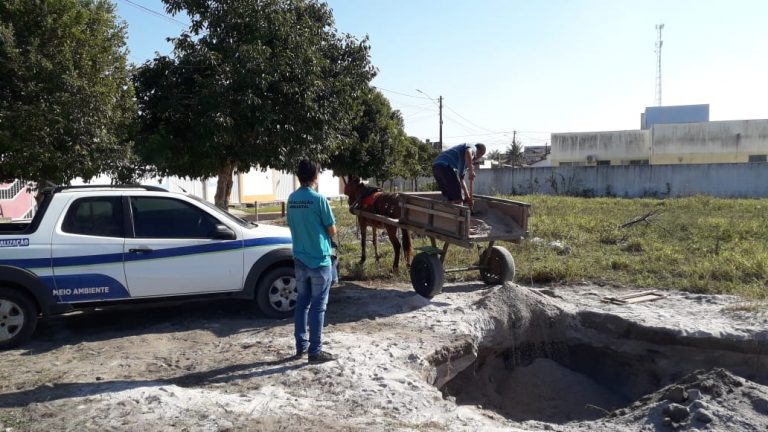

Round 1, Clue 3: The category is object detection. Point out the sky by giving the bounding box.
[115,0,768,154]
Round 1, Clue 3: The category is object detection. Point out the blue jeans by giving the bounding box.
[294,259,332,355]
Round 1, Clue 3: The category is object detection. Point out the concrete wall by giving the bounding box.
[642,104,709,129]
[240,168,276,203]
[551,130,650,165]
[473,163,768,198]
[551,119,768,167]
[651,120,768,164]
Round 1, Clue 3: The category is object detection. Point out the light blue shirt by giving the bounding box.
[287,186,335,268]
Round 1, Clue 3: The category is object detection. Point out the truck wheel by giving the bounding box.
[410,252,444,299]
[256,266,297,319]
[0,288,38,350]
[480,246,515,285]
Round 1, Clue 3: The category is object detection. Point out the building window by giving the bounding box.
[628,160,649,165]
[748,155,767,163]
[597,160,611,166]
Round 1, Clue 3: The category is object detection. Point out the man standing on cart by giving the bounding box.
[432,143,486,207]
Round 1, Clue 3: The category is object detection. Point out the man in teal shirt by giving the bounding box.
[287,159,337,364]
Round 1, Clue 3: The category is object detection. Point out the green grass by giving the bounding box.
[324,195,768,299]
[0,410,31,430]
[241,205,284,214]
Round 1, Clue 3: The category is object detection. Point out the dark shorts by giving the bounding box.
[432,164,462,201]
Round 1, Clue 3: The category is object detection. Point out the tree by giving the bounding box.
[133,0,375,207]
[0,0,135,191]
[398,136,437,190]
[486,149,503,168]
[328,87,410,184]
[505,141,525,166]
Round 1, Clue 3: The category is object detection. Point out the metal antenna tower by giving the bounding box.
[654,24,664,106]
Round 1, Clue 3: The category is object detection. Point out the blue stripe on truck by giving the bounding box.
[0,237,292,269]
[40,274,131,303]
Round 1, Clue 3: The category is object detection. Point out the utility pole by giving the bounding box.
[438,96,443,151]
[655,24,664,106]
[416,89,443,150]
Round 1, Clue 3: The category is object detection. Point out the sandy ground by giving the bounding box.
[1,281,767,431]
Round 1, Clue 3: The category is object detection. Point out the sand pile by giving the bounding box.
[586,368,768,431]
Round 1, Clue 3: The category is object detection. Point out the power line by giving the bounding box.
[374,86,430,100]
[395,102,437,110]
[443,112,485,136]
[403,112,440,123]
[120,0,189,28]
[444,131,514,139]
[444,105,500,135]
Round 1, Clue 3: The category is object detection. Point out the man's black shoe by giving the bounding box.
[308,350,337,364]
[293,349,307,359]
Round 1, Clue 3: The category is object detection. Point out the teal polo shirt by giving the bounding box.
[287,186,336,268]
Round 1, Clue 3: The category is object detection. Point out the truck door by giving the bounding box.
[51,195,130,303]
[123,196,244,297]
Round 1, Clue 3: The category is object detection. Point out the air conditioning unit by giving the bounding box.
[586,155,596,163]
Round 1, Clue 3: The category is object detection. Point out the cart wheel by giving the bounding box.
[410,252,444,299]
[480,246,515,285]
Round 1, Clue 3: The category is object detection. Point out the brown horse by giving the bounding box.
[342,176,412,270]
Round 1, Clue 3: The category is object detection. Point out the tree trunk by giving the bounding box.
[33,179,49,207]
[214,162,234,209]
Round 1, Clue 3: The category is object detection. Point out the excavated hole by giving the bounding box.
[442,342,647,423]
[434,299,768,425]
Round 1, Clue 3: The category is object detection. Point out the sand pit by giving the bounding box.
[0,282,767,431]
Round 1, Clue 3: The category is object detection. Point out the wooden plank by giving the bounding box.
[468,233,526,242]
[400,193,470,241]
[404,218,464,240]
[403,204,466,221]
[474,194,532,208]
[401,223,473,249]
[622,294,665,304]
[601,290,666,305]
[350,209,401,227]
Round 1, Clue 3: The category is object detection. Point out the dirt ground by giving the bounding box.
[1,281,768,431]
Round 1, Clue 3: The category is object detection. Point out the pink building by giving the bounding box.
[0,181,36,219]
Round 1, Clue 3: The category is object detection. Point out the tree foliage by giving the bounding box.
[399,136,437,181]
[486,149,503,168]
[505,141,525,165]
[328,87,410,183]
[0,0,135,187]
[133,0,375,206]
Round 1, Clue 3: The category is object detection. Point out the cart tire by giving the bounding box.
[480,246,515,285]
[410,252,444,299]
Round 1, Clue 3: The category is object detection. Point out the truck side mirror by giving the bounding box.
[211,224,236,240]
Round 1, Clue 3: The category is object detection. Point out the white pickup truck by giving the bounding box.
[0,185,298,349]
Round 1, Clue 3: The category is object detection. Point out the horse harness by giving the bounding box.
[350,186,383,211]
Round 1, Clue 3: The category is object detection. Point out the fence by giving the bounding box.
[0,180,25,200]
[472,163,768,198]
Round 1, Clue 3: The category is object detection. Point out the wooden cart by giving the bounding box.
[352,192,530,298]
